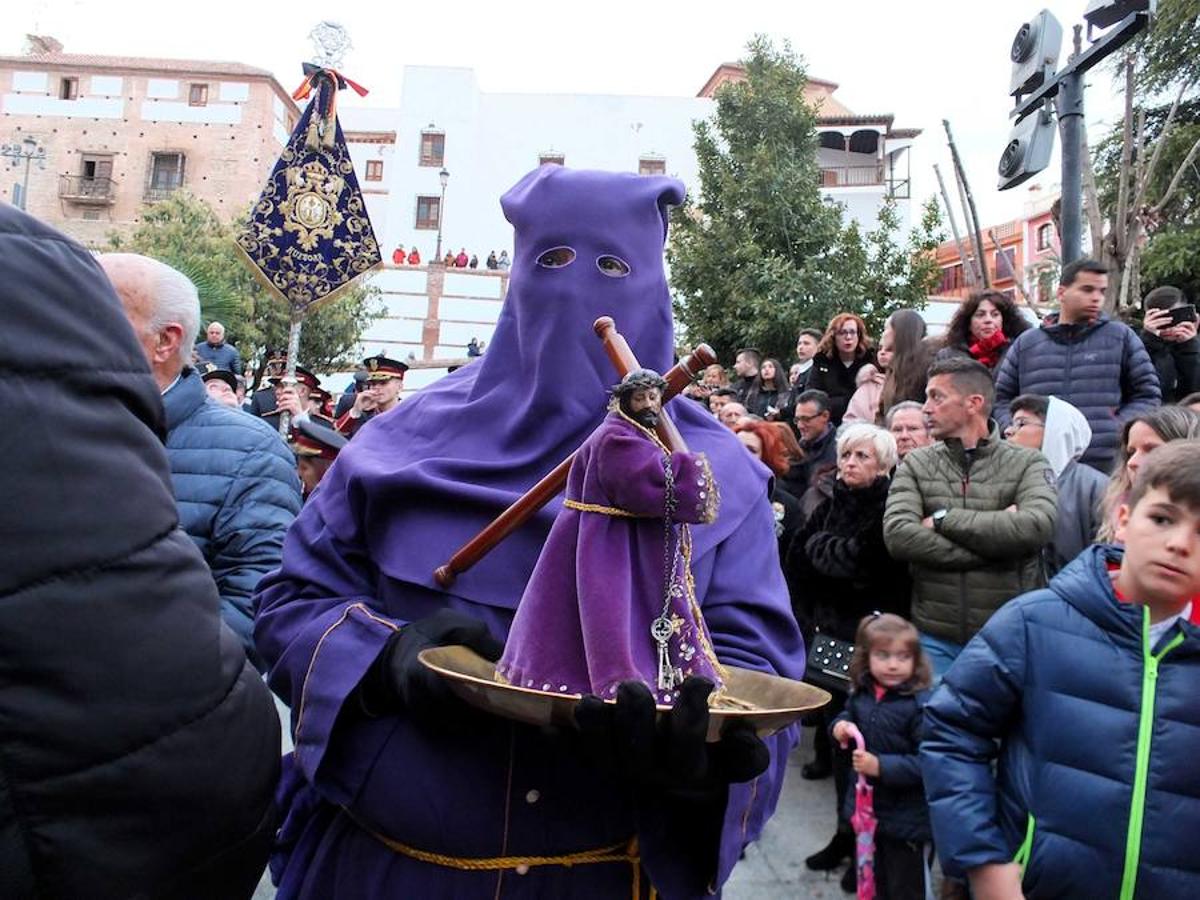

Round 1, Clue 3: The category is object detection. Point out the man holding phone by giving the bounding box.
[1141,285,1200,403]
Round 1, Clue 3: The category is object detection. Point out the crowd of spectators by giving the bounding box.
[389,246,512,270]
[683,257,1200,897]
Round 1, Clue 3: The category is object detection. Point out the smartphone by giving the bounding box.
[1169,304,1198,326]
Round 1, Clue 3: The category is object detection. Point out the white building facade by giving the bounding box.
[338,63,919,378]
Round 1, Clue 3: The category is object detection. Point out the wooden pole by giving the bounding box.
[933,163,977,288]
[944,119,990,288]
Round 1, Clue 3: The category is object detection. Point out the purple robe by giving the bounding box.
[499,412,722,703]
[253,166,806,899]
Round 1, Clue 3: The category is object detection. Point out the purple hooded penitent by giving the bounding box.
[254,166,806,899]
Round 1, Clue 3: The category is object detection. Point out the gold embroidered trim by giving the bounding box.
[348,813,655,899]
[563,498,638,518]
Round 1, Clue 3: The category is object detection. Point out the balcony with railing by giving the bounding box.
[818,164,884,188]
[58,174,117,204]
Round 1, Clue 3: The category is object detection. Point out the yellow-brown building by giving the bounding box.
[0,36,299,244]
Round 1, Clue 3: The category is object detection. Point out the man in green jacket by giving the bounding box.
[883,356,1057,678]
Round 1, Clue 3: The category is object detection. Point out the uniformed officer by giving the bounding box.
[259,365,336,432]
[289,419,347,500]
[335,354,408,437]
[198,362,240,409]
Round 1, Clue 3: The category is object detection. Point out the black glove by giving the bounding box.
[574,676,770,797]
[360,609,503,727]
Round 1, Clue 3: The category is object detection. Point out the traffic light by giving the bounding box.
[998,105,1056,190]
[1009,10,1064,98]
[1083,0,1155,32]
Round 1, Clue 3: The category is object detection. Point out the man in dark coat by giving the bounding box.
[0,203,280,898]
[100,253,302,668]
[780,389,838,503]
[994,258,1161,471]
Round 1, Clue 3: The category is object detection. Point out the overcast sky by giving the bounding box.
[12,0,1132,230]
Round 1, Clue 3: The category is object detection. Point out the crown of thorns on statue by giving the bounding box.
[611,368,668,398]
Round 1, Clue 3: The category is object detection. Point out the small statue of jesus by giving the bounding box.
[496,368,724,705]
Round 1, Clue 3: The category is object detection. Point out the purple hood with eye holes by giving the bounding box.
[305,165,770,612]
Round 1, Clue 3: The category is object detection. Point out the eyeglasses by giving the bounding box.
[836,329,859,338]
[795,412,828,424]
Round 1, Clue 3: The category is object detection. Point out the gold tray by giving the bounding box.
[419,645,830,742]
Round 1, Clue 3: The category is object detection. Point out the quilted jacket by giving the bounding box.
[162,369,301,666]
[921,545,1200,898]
[993,314,1160,471]
[0,203,280,898]
[883,423,1057,644]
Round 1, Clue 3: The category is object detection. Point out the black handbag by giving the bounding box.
[805,631,855,692]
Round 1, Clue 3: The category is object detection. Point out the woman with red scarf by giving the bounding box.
[940,290,1031,374]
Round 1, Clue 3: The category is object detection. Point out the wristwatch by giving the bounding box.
[931,509,949,532]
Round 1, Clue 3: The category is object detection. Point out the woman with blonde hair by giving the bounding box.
[1097,405,1200,541]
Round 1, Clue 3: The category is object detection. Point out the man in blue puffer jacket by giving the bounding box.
[920,439,1200,899]
[994,258,1160,473]
[100,253,302,668]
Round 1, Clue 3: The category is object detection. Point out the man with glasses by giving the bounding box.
[1007,394,1107,577]
[780,390,837,501]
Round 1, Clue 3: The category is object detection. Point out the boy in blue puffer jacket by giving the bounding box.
[921,439,1200,900]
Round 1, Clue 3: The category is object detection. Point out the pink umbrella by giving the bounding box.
[843,722,877,900]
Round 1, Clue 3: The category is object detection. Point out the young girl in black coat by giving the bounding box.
[831,613,933,900]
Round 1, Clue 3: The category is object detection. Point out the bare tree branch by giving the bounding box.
[1152,134,1200,214]
[1128,73,1198,221]
[933,163,977,287]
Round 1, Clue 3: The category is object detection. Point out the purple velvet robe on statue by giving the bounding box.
[499,412,722,703]
[253,166,806,899]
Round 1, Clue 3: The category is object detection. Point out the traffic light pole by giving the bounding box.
[1058,68,1085,265]
[1008,10,1151,266]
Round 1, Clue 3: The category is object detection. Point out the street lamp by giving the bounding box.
[434,167,449,262]
[1,135,48,211]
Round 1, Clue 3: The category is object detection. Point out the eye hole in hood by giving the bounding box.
[597,255,631,278]
[536,246,576,269]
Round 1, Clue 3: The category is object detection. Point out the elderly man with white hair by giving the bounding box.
[195,318,243,374]
[100,253,301,669]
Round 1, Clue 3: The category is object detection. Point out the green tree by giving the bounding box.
[668,36,943,363]
[107,191,383,373]
[1086,0,1200,309]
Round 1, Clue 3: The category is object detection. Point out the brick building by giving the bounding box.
[0,36,298,245]
[933,184,1061,307]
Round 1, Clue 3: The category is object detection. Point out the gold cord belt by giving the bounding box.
[563,498,637,518]
[348,811,654,898]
